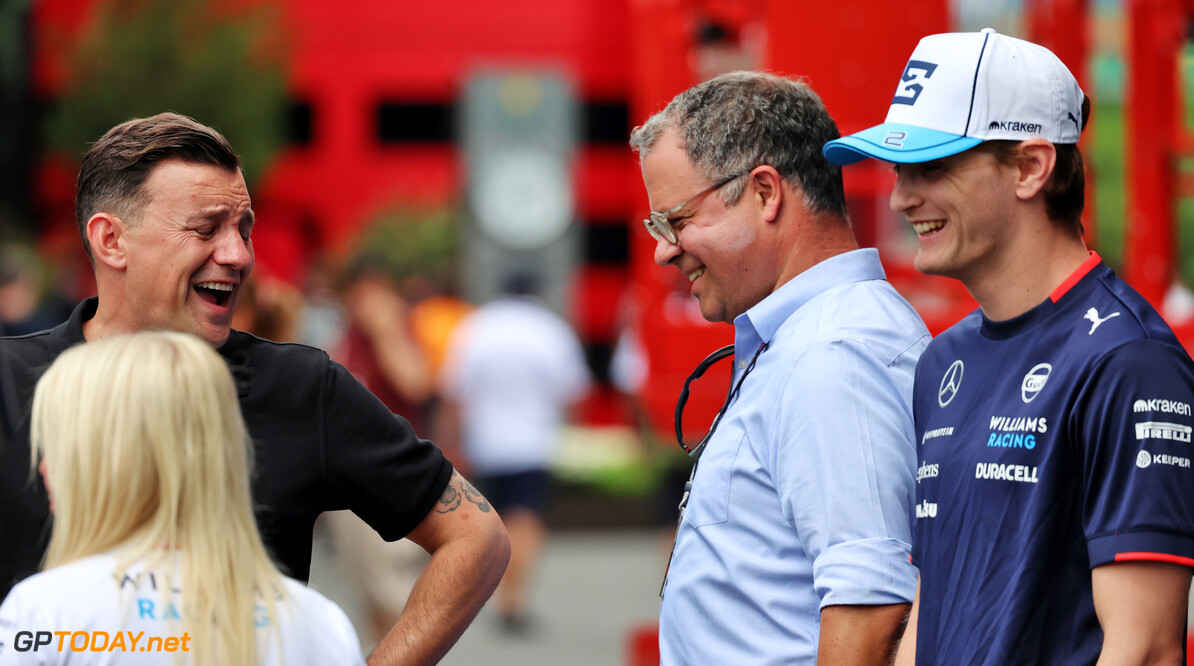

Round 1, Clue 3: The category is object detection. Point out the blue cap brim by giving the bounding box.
[823,123,983,165]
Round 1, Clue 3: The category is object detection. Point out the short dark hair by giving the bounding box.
[975,95,1092,235]
[629,71,848,219]
[75,112,242,264]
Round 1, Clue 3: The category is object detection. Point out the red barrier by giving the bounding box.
[625,621,660,666]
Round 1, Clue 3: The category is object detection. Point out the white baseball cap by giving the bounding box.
[823,28,1085,165]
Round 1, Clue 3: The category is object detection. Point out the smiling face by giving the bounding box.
[118,160,255,346]
[640,130,771,324]
[889,148,1021,285]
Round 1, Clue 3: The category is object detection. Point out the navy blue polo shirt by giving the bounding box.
[911,254,1194,665]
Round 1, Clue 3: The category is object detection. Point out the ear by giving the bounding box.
[38,458,53,514]
[1013,138,1057,201]
[749,166,784,224]
[86,212,129,271]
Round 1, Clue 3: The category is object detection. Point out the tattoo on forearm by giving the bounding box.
[461,476,492,512]
[436,479,462,512]
[435,471,492,513]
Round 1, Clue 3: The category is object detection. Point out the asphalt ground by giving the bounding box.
[309,516,1194,665]
[308,520,667,666]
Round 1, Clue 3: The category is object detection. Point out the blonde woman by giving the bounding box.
[0,332,364,665]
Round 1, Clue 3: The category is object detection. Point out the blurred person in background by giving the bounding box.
[0,245,72,336]
[325,259,437,646]
[608,289,690,562]
[0,112,509,666]
[631,71,929,663]
[440,271,592,634]
[404,274,476,468]
[824,29,1194,665]
[0,331,365,665]
[295,253,348,353]
[230,273,304,343]
[334,259,436,432]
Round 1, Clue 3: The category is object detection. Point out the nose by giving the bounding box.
[653,235,682,267]
[889,171,921,214]
[214,226,254,273]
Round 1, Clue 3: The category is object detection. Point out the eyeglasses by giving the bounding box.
[673,340,769,458]
[643,170,751,244]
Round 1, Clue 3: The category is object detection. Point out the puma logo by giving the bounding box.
[1084,308,1120,335]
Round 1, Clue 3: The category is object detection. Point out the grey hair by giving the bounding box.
[629,71,848,218]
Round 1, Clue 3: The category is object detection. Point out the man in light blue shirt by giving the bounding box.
[630,71,929,664]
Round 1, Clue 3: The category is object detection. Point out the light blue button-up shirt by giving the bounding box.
[659,248,928,665]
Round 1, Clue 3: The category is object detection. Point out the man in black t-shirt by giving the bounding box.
[0,112,510,666]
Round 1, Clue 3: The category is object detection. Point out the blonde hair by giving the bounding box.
[32,331,285,666]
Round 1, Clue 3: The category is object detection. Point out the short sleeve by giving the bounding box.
[776,338,919,607]
[323,360,453,541]
[1078,339,1194,567]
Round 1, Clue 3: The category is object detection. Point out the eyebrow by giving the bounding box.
[655,194,697,218]
[187,206,255,226]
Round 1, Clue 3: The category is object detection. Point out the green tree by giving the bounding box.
[41,0,289,185]
[349,205,461,291]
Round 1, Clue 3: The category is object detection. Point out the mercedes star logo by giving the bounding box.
[938,360,964,407]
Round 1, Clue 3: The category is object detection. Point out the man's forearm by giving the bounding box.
[818,603,911,666]
[367,475,511,666]
[367,528,509,665]
[892,579,919,666]
[1093,561,1190,666]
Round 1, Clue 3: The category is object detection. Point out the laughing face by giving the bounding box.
[889,148,1020,285]
[640,130,769,324]
[119,159,255,347]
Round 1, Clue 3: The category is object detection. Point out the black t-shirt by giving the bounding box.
[0,298,453,598]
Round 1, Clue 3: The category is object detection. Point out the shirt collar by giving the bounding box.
[734,248,886,349]
[979,252,1107,340]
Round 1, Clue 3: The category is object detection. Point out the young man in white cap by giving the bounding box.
[825,29,1194,664]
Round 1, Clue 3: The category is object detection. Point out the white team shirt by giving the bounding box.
[0,553,364,665]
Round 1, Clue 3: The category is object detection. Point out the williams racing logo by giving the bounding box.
[986,416,1047,450]
[892,60,938,107]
